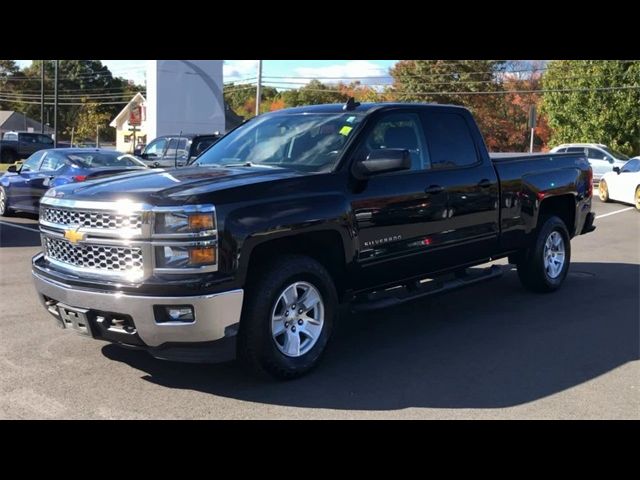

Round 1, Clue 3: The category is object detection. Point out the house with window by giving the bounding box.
[109,93,148,153]
[110,93,244,154]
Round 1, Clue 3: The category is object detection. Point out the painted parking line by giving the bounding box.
[0,221,40,233]
[595,207,635,219]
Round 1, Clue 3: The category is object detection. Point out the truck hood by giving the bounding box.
[48,165,305,204]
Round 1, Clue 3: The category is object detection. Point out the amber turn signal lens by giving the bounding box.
[189,247,216,265]
[188,214,214,230]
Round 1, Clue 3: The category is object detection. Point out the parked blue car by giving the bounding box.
[0,148,148,216]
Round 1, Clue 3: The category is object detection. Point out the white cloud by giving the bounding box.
[293,60,391,85]
[223,60,259,83]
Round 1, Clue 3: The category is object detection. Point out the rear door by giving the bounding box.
[420,109,500,262]
[587,147,613,180]
[17,133,40,158]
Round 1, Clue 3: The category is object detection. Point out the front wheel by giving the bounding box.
[635,186,640,211]
[0,187,13,217]
[517,216,571,293]
[598,179,610,202]
[238,254,338,380]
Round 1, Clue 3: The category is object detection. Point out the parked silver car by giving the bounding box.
[550,143,629,182]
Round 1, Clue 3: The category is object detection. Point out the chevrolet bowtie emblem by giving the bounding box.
[64,228,85,244]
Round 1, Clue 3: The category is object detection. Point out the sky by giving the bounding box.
[15,60,399,86]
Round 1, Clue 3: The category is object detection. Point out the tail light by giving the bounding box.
[72,175,87,182]
[586,167,593,197]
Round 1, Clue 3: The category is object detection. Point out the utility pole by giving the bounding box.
[96,125,100,148]
[255,60,263,116]
[53,60,58,148]
[40,60,45,134]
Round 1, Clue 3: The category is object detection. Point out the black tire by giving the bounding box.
[0,186,13,217]
[598,179,610,202]
[516,215,571,293]
[0,150,17,164]
[238,254,338,380]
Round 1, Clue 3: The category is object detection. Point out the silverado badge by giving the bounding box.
[64,228,85,244]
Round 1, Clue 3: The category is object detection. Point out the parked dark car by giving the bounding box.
[0,148,147,216]
[136,133,221,168]
[0,131,55,163]
[31,102,595,379]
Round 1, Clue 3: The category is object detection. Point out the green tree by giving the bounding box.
[280,80,348,107]
[224,83,278,118]
[5,60,143,142]
[541,60,640,156]
[66,100,112,144]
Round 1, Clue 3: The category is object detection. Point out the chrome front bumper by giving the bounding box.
[32,270,244,348]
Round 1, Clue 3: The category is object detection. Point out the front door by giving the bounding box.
[587,147,614,181]
[11,151,46,210]
[349,111,451,289]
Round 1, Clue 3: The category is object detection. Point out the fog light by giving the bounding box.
[189,247,216,265]
[166,306,194,322]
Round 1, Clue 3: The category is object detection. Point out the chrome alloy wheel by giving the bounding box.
[543,231,565,279]
[271,281,324,358]
[0,188,6,215]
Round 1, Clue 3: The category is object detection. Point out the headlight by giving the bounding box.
[156,212,215,234]
[156,245,216,268]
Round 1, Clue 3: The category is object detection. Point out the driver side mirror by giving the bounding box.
[7,165,18,173]
[613,166,621,174]
[353,149,411,179]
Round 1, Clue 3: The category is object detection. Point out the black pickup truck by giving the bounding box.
[32,102,595,379]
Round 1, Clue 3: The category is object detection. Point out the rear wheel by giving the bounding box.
[598,179,610,202]
[517,215,571,293]
[238,254,337,380]
[635,186,640,211]
[0,187,13,217]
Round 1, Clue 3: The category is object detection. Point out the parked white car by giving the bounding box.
[598,157,640,210]
[550,143,629,182]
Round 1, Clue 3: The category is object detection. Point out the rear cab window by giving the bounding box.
[421,111,479,169]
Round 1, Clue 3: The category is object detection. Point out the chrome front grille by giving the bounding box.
[41,207,142,230]
[44,237,143,273]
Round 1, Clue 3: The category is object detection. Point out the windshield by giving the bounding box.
[67,152,146,168]
[601,146,629,161]
[195,112,364,172]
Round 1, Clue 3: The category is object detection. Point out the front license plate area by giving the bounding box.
[57,304,92,336]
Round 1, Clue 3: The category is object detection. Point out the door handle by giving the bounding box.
[425,185,444,194]
[478,179,492,188]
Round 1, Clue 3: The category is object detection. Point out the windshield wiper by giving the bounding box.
[221,162,280,168]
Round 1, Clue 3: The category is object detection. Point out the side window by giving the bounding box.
[144,138,168,158]
[357,112,429,171]
[422,112,479,169]
[38,135,54,145]
[40,153,67,172]
[588,148,607,160]
[566,147,586,154]
[21,151,45,171]
[192,138,216,157]
[20,134,38,144]
[621,159,640,173]
[165,138,189,161]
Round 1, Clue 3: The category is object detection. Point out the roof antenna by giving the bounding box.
[343,97,360,111]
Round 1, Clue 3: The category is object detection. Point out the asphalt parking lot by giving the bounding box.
[0,200,638,419]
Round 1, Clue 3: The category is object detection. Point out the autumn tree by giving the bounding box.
[280,80,348,107]
[541,60,640,155]
[224,83,278,118]
[66,100,112,144]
